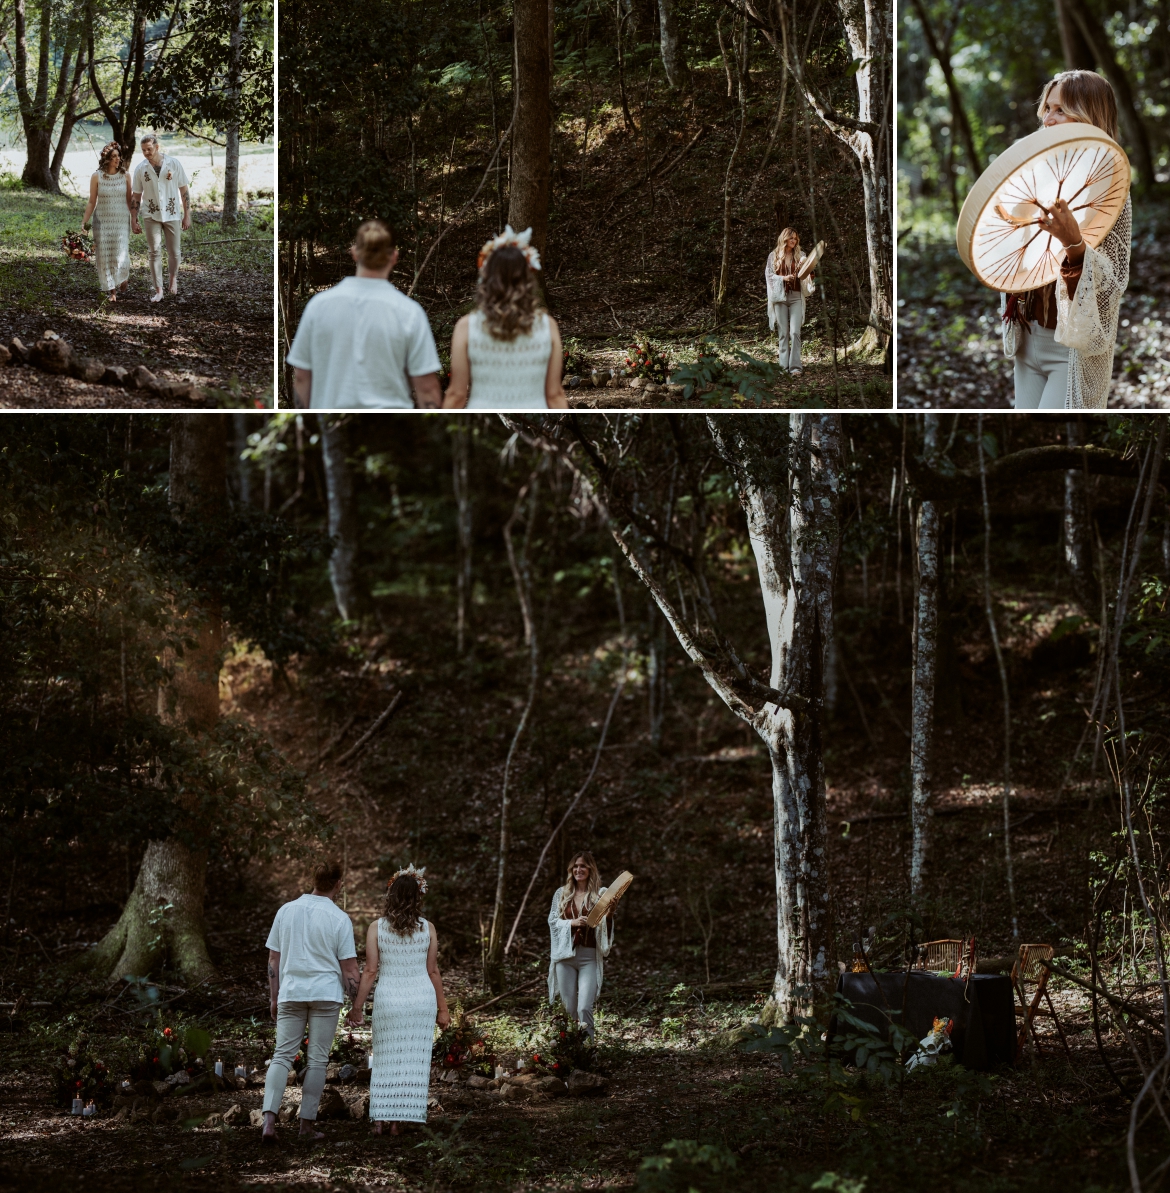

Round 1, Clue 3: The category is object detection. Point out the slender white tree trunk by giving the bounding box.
[910,415,939,900]
[222,0,244,228]
[658,0,686,87]
[320,415,359,621]
[1063,419,1098,614]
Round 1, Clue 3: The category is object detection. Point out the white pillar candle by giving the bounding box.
[367,1052,373,1069]
[234,1064,246,1079]
[214,1060,223,1077]
[71,1097,83,1115]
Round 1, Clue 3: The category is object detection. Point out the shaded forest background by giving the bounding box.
[277,0,893,409]
[0,414,1168,1190]
[898,0,1170,408]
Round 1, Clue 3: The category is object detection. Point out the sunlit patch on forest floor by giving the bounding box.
[0,189,273,408]
[897,198,1170,409]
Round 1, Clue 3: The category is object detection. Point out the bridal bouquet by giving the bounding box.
[62,229,93,262]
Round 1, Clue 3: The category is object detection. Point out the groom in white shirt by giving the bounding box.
[131,134,191,302]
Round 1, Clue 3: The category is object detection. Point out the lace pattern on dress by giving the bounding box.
[466,310,551,408]
[369,917,435,1123]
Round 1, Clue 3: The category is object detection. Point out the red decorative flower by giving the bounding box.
[163,1028,173,1038]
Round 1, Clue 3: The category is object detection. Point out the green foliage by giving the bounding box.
[532,1006,597,1076]
[414,1113,474,1177]
[671,337,823,407]
[637,1139,738,1192]
[54,1030,116,1109]
[143,0,274,142]
[0,172,24,191]
[182,1026,211,1061]
[624,341,671,383]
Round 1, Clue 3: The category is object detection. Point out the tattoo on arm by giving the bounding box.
[131,195,141,212]
[345,975,359,999]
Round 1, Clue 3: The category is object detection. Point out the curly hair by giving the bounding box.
[98,142,125,175]
[773,228,800,274]
[557,851,601,915]
[383,873,425,936]
[478,244,539,341]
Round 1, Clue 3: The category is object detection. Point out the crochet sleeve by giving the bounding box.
[1057,196,1130,357]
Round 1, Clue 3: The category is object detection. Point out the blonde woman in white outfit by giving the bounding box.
[444,226,568,409]
[765,228,816,373]
[547,851,613,1039]
[81,142,132,301]
[1000,71,1131,410]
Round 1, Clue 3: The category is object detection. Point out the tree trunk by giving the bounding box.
[232,413,253,506]
[1063,419,1099,614]
[647,600,667,747]
[84,416,225,984]
[319,415,360,621]
[1054,0,1095,69]
[508,0,551,255]
[1064,0,1156,187]
[485,479,539,992]
[707,415,840,1021]
[50,44,88,190]
[715,102,747,325]
[658,0,686,88]
[452,423,473,655]
[222,0,244,228]
[910,415,939,901]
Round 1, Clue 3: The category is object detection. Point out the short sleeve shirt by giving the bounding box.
[132,154,189,223]
[265,893,356,1004]
[285,276,441,409]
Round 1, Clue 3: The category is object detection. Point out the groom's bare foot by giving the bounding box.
[150,290,164,303]
[298,1120,325,1140]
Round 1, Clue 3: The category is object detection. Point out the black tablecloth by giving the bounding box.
[832,971,1015,1070]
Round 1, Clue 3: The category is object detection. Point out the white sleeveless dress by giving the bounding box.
[92,171,130,292]
[466,310,552,408]
[369,917,436,1123]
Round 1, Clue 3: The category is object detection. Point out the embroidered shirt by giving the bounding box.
[132,154,189,223]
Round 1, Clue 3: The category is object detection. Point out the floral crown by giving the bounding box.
[388,863,428,894]
[477,224,542,278]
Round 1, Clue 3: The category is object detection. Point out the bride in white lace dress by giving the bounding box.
[444,226,568,409]
[347,866,450,1134]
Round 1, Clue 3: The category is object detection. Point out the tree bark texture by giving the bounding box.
[707,415,840,1021]
[222,0,244,227]
[86,416,226,984]
[658,0,686,87]
[452,423,473,655]
[910,415,939,900]
[320,415,360,621]
[1063,419,1099,615]
[509,0,551,254]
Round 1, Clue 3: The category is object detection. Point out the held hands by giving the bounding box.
[131,219,141,235]
[1038,198,1083,250]
[346,1007,365,1028]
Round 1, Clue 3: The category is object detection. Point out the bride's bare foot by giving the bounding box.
[372,1122,383,1136]
[149,290,164,303]
[390,1123,401,1136]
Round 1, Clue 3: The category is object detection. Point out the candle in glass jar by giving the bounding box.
[235,1064,246,1079]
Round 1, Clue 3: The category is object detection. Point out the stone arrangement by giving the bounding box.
[2,331,206,404]
[566,369,685,396]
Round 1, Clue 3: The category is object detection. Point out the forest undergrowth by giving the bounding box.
[897,197,1170,410]
[0,605,1153,1190]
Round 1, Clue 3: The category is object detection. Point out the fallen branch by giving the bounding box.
[465,975,546,1016]
[1041,960,1166,1033]
[335,691,404,767]
[318,712,358,767]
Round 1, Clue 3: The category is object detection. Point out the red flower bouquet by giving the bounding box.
[61,229,93,262]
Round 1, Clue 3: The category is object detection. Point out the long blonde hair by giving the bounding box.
[772,225,796,273]
[1036,71,1119,140]
[557,851,601,915]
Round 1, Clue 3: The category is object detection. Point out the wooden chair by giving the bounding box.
[1011,943,1072,1061]
[920,939,963,973]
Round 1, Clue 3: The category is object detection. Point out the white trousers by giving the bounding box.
[774,291,805,370]
[1013,324,1069,409]
[555,946,599,1038]
[143,218,181,291]
[262,1000,341,1120]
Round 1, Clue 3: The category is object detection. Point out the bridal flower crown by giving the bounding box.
[477,224,542,277]
[389,863,428,894]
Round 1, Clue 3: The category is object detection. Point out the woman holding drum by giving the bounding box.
[547,853,630,1039]
[765,229,819,374]
[958,70,1131,409]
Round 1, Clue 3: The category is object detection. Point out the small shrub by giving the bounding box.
[562,336,589,377]
[55,1030,116,1109]
[637,1139,737,1192]
[0,172,23,191]
[532,1007,596,1077]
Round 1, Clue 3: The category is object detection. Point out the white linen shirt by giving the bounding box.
[132,155,189,223]
[285,276,442,409]
[265,893,356,1005]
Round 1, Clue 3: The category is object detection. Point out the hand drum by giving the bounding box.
[956,123,1129,292]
